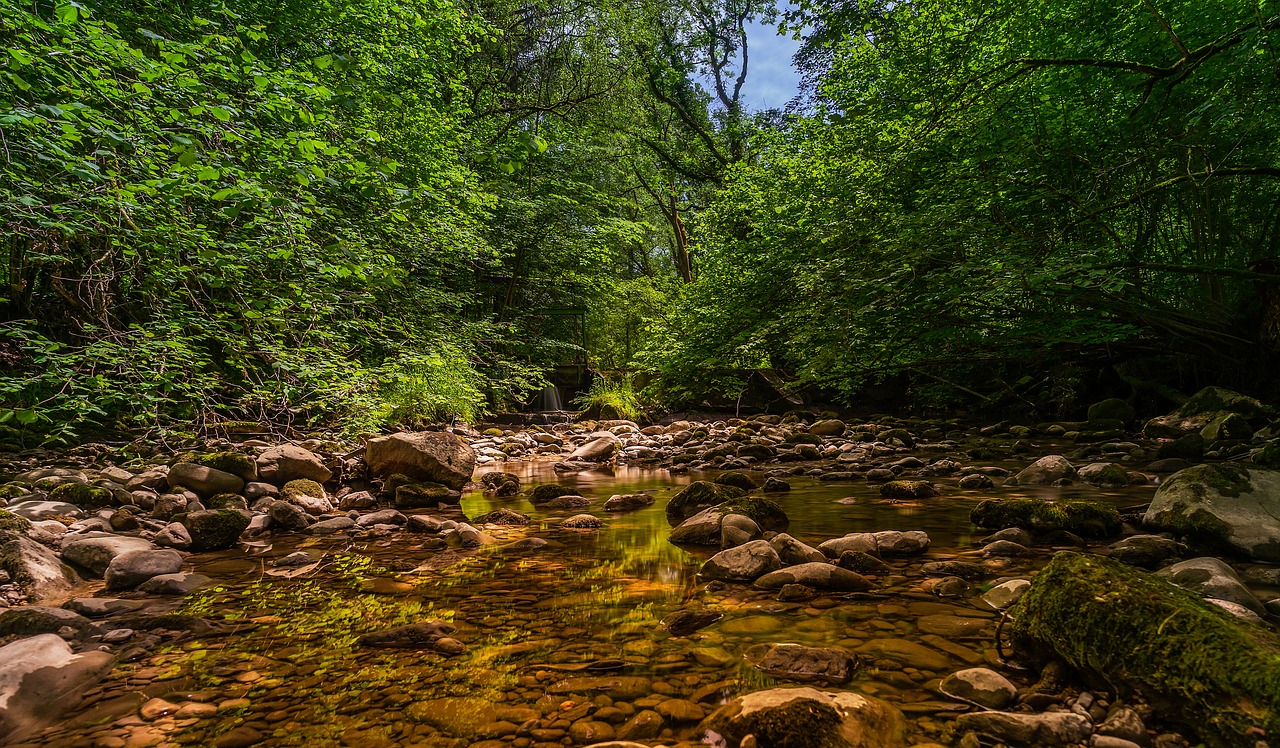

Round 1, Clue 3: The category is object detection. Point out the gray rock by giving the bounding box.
[154,522,192,550]
[365,432,475,490]
[983,540,1033,557]
[182,509,250,551]
[698,687,904,748]
[136,572,213,595]
[769,533,826,565]
[104,549,184,590]
[810,419,847,437]
[166,463,244,498]
[1108,534,1184,568]
[61,535,154,576]
[255,444,332,485]
[1143,464,1280,561]
[566,435,621,463]
[406,515,443,533]
[1155,556,1265,615]
[818,533,878,558]
[982,579,1031,610]
[338,490,378,510]
[873,530,930,555]
[308,516,356,535]
[0,606,92,636]
[955,711,1091,747]
[603,493,655,512]
[6,500,85,521]
[700,540,782,582]
[242,481,279,501]
[1096,706,1146,744]
[268,500,311,532]
[754,562,872,592]
[939,668,1016,709]
[1015,455,1076,485]
[0,531,77,602]
[744,643,857,685]
[562,514,604,529]
[63,598,146,617]
[720,513,760,548]
[0,634,114,742]
[356,509,407,527]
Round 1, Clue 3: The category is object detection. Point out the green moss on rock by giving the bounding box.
[970,498,1120,538]
[206,493,249,511]
[48,482,113,509]
[282,479,325,500]
[529,484,582,505]
[183,509,250,551]
[666,481,747,524]
[713,471,758,491]
[0,483,29,500]
[186,451,257,481]
[879,480,938,499]
[0,510,32,533]
[1011,552,1280,748]
[718,496,789,532]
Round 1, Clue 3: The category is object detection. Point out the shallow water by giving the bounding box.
[25,458,1162,748]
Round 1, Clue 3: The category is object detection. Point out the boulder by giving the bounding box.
[954,711,1090,747]
[1088,398,1135,424]
[0,634,114,742]
[136,572,211,595]
[366,432,475,490]
[1010,551,1280,748]
[166,463,244,498]
[1143,464,1280,561]
[720,513,761,548]
[668,499,789,546]
[982,579,1030,610]
[46,483,113,509]
[0,530,77,602]
[1144,386,1271,438]
[971,498,1121,538]
[566,435,621,463]
[697,687,904,748]
[182,509,250,551]
[810,419,847,437]
[744,643,857,685]
[104,549,184,590]
[1107,534,1184,568]
[394,482,456,509]
[700,540,781,582]
[267,500,312,532]
[872,530,930,555]
[939,668,1016,709]
[879,480,938,499]
[255,444,332,485]
[562,514,604,529]
[61,535,154,577]
[769,533,826,565]
[1014,455,1076,485]
[1154,556,1265,615]
[819,533,878,558]
[0,606,92,636]
[603,493,655,512]
[713,471,758,491]
[5,500,85,521]
[665,481,746,524]
[530,484,583,506]
[1078,462,1131,487]
[754,562,872,592]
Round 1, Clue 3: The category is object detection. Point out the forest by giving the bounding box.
[4,0,1280,442]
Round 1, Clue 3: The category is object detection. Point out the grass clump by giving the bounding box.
[573,374,642,422]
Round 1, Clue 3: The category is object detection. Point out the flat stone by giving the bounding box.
[939,668,1016,709]
[955,711,1091,747]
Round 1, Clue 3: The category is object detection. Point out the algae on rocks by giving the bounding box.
[1010,551,1280,748]
[970,498,1121,538]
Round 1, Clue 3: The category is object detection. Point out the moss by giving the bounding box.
[0,531,35,590]
[879,480,938,499]
[282,479,325,500]
[529,484,581,505]
[733,699,844,748]
[0,510,30,533]
[0,483,29,500]
[186,451,257,481]
[207,493,249,510]
[718,496,788,533]
[48,482,113,509]
[1177,386,1270,419]
[395,482,453,509]
[970,498,1121,538]
[183,509,250,551]
[713,471,758,491]
[785,432,824,445]
[1166,462,1252,499]
[666,481,747,523]
[479,471,519,489]
[1011,552,1280,748]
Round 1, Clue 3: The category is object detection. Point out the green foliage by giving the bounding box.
[573,373,643,421]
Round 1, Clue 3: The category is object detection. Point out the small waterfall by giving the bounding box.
[539,385,563,411]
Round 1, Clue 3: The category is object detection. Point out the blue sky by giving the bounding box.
[742,18,802,110]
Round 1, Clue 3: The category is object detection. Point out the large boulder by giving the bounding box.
[61,535,155,577]
[0,634,114,742]
[700,540,781,582]
[954,711,1091,747]
[182,509,250,551]
[1155,556,1265,615]
[665,481,746,524]
[0,530,77,603]
[1143,464,1280,561]
[1014,455,1076,485]
[566,434,621,463]
[744,643,858,685]
[166,462,244,498]
[809,419,847,437]
[1144,386,1272,438]
[669,499,789,546]
[366,432,475,490]
[256,445,332,485]
[1010,551,1280,748]
[104,549,184,591]
[971,498,1121,538]
[698,687,904,748]
[754,563,872,592]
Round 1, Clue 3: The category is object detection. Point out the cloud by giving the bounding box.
[743,18,801,110]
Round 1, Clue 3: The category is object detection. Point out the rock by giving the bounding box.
[1079,462,1131,487]
[1011,551,1280,747]
[1097,707,1147,744]
[0,605,92,636]
[720,513,761,548]
[256,444,332,485]
[1015,455,1076,485]
[182,509,250,551]
[1156,433,1205,461]
[104,549,183,590]
[1143,464,1280,561]
[655,698,704,722]
[665,481,747,523]
[182,451,257,482]
[616,710,664,740]
[0,634,114,742]
[837,551,890,574]
[1154,557,1265,614]
[921,560,986,579]
[394,482,456,509]
[358,621,463,655]
[562,514,604,529]
[698,687,905,748]
[547,676,651,700]
[954,711,1091,747]
[744,643,858,685]
[983,539,1032,557]
[63,598,146,617]
[406,515,443,533]
[669,499,789,546]
[762,476,791,492]
[1108,534,1184,568]
[971,498,1121,538]
[61,535,154,576]
[1144,387,1271,438]
[136,572,212,595]
[879,480,938,499]
[530,484,583,505]
[810,419,847,436]
[308,516,355,535]
[566,435,621,463]
[660,609,723,636]
[939,668,1016,709]
[700,540,782,582]
[267,500,311,532]
[1088,398,1135,424]
[957,473,995,490]
[337,490,377,510]
[473,508,529,525]
[769,533,826,565]
[982,579,1031,610]
[714,471,758,491]
[873,530,930,555]
[166,463,244,498]
[603,493,654,512]
[1200,412,1254,442]
[46,483,113,509]
[754,562,872,592]
[356,509,407,527]
[819,533,878,558]
[365,431,475,489]
[5,500,85,521]
[0,530,77,602]
[243,481,279,501]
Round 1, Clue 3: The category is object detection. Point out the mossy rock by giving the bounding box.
[784,432,824,445]
[0,510,32,533]
[529,484,582,505]
[1010,551,1280,748]
[970,498,1120,538]
[1143,464,1280,561]
[1178,386,1272,420]
[698,687,904,748]
[714,471,758,491]
[666,481,747,524]
[736,443,776,461]
[479,471,519,490]
[206,493,249,511]
[183,509,250,551]
[1086,398,1135,424]
[395,482,454,509]
[0,483,29,500]
[282,479,325,500]
[1200,412,1254,443]
[47,482,113,510]
[879,480,938,499]
[179,451,257,482]
[718,496,789,533]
